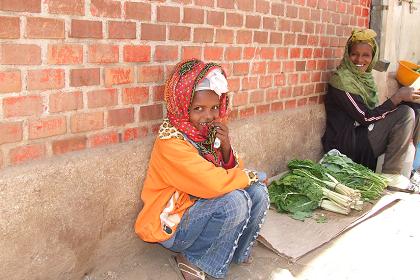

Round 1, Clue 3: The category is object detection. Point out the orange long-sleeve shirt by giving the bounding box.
[135,120,257,243]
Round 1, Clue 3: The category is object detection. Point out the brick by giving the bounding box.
[245,15,260,28]
[0,122,22,144]
[282,61,295,72]
[169,26,191,41]
[123,126,148,142]
[279,19,290,31]
[232,92,248,106]
[263,17,276,30]
[70,111,104,132]
[226,13,243,27]
[207,11,224,26]
[237,0,254,11]
[48,44,83,64]
[290,48,301,58]
[90,0,121,18]
[70,20,102,38]
[256,104,270,115]
[224,47,241,61]
[0,70,21,93]
[195,0,214,7]
[89,131,119,148]
[9,144,45,165]
[286,5,298,18]
[217,0,234,8]
[29,116,66,139]
[125,2,151,21]
[49,91,83,113]
[284,33,296,45]
[105,67,134,87]
[158,6,180,23]
[291,21,303,33]
[139,104,163,121]
[3,95,43,117]
[141,23,165,41]
[52,136,87,155]
[0,44,41,65]
[251,62,266,74]
[87,88,118,108]
[70,68,100,87]
[182,46,202,60]
[122,87,149,104]
[271,101,284,111]
[108,108,134,126]
[0,16,19,38]
[268,61,281,73]
[285,100,297,110]
[250,90,264,103]
[153,85,165,102]
[47,0,84,15]
[233,63,249,75]
[239,107,255,118]
[271,3,284,16]
[193,28,213,43]
[204,47,223,60]
[274,74,286,86]
[155,45,178,62]
[88,44,119,63]
[108,21,136,39]
[0,0,41,12]
[241,77,257,90]
[26,17,64,39]
[259,75,272,88]
[266,89,279,102]
[237,30,252,44]
[276,47,288,59]
[270,32,282,44]
[138,65,164,83]
[253,31,268,43]
[256,1,269,13]
[28,69,65,90]
[228,77,240,91]
[183,8,204,24]
[215,29,234,44]
[296,61,306,71]
[123,45,151,63]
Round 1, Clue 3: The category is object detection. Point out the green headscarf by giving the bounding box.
[329,29,379,109]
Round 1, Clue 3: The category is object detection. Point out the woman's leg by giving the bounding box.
[367,105,415,174]
[165,189,251,279]
[232,182,269,264]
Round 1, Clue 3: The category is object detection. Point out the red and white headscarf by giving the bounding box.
[164,59,229,143]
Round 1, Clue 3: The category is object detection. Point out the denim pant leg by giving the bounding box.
[164,190,251,278]
[232,182,270,263]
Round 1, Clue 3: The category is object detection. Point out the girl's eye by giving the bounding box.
[193,106,202,111]
[212,105,220,110]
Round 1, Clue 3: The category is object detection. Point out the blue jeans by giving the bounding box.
[160,182,269,278]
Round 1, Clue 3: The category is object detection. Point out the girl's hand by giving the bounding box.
[213,121,231,162]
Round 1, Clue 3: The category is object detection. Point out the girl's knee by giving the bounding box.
[247,182,270,206]
[220,190,250,224]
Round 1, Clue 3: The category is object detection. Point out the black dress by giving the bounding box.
[322,85,397,170]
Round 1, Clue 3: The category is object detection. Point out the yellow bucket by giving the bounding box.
[396,60,420,86]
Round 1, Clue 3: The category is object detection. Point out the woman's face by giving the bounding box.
[349,42,373,72]
[189,90,220,131]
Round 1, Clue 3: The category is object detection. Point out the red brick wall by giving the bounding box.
[0,0,371,168]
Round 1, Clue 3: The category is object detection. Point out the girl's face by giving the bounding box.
[349,42,373,72]
[189,90,220,131]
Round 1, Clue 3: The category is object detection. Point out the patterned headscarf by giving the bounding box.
[164,59,229,164]
[329,29,379,109]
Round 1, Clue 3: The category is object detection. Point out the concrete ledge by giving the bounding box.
[0,105,325,279]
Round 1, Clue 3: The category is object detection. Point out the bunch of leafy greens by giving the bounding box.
[320,152,387,201]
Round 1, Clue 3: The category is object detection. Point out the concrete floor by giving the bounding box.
[90,193,420,280]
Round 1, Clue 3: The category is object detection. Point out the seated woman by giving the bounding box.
[322,28,418,179]
[135,59,269,280]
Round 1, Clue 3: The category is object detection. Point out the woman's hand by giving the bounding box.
[213,121,231,162]
[390,87,414,105]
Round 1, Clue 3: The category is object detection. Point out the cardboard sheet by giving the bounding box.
[258,192,403,262]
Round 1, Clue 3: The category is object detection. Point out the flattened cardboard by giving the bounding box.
[258,193,402,262]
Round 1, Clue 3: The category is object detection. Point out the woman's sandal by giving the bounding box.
[169,255,206,280]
